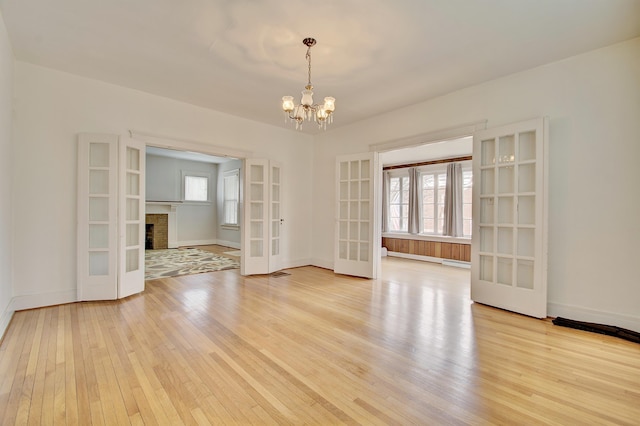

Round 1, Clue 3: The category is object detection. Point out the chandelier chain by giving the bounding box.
[306,47,312,87]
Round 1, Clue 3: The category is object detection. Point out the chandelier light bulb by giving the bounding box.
[280,37,336,130]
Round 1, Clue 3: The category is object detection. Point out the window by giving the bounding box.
[223,169,240,226]
[183,173,209,202]
[421,171,447,235]
[389,174,410,232]
[384,160,473,238]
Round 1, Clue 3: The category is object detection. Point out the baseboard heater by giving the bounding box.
[552,317,639,344]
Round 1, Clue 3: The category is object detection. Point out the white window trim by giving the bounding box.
[181,170,211,204]
[222,169,240,228]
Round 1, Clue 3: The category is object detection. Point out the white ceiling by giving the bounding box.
[2,0,640,134]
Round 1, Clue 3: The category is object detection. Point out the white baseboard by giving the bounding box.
[178,239,219,247]
[11,289,77,312]
[310,258,333,270]
[215,239,241,250]
[0,300,15,341]
[548,302,640,333]
[388,251,471,268]
[282,258,312,269]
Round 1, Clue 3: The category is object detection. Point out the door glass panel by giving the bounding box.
[340,182,348,199]
[272,184,280,202]
[272,239,279,256]
[126,198,139,221]
[498,135,515,163]
[89,170,109,194]
[126,224,139,246]
[250,203,264,220]
[126,248,139,272]
[517,228,535,257]
[360,201,370,220]
[340,162,348,180]
[271,221,279,238]
[360,180,370,199]
[127,173,140,196]
[360,222,369,240]
[251,165,263,182]
[89,197,109,221]
[498,166,514,193]
[127,147,140,171]
[89,252,109,276]
[350,201,359,220]
[350,161,360,179]
[497,197,513,224]
[250,241,263,257]
[519,131,536,161]
[479,226,494,252]
[89,224,109,248]
[479,255,493,281]
[480,169,495,195]
[518,196,535,225]
[497,257,513,285]
[339,241,347,259]
[481,139,495,166]
[272,167,280,184]
[480,198,494,223]
[360,160,370,178]
[89,143,109,167]
[250,184,264,201]
[349,242,358,260]
[271,203,279,219]
[250,222,263,238]
[516,259,534,289]
[359,243,369,261]
[497,228,513,254]
[340,202,348,220]
[349,221,358,240]
[350,181,359,199]
[518,164,535,192]
[339,221,348,239]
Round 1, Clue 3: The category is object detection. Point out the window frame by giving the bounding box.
[222,169,240,228]
[387,170,411,233]
[181,171,211,203]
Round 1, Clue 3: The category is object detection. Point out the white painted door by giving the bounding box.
[471,118,548,318]
[268,161,283,273]
[118,137,146,298]
[77,133,119,301]
[241,159,270,275]
[334,153,380,279]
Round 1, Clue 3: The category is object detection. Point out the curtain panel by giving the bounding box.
[443,163,463,237]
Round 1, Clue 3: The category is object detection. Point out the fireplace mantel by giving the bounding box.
[145,202,178,248]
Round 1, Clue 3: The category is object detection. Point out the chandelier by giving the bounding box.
[282,37,335,130]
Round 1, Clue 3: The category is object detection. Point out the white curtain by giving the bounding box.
[382,170,390,233]
[408,167,420,235]
[443,163,463,237]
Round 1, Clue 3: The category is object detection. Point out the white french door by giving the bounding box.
[77,134,119,301]
[77,133,146,301]
[241,159,283,275]
[471,118,548,318]
[334,152,380,279]
[118,137,146,298]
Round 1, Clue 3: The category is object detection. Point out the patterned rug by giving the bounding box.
[145,248,240,280]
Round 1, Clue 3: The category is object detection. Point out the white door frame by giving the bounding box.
[368,121,488,276]
[127,130,251,268]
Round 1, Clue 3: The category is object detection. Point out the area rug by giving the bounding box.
[145,248,240,280]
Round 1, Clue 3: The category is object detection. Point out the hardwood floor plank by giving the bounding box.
[0,257,639,424]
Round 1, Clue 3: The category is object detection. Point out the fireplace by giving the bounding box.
[145,214,168,249]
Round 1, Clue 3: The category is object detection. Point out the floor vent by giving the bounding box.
[270,271,291,278]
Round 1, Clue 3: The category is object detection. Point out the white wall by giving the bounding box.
[0,10,14,337]
[146,154,219,246]
[312,38,640,332]
[11,61,314,310]
[216,159,242,248]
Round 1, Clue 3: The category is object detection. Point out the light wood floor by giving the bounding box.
[1,258,639,425]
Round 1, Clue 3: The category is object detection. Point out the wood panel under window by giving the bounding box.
[383,237,470,262]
